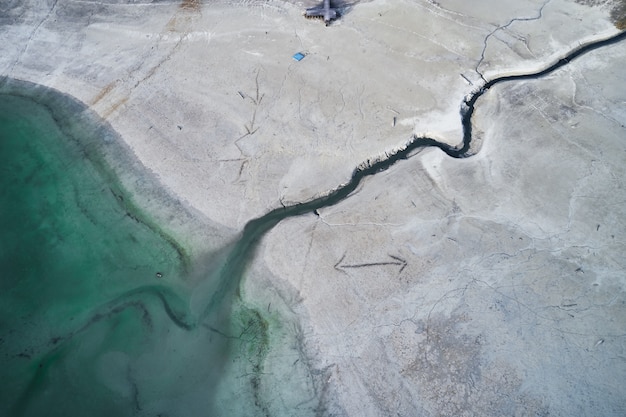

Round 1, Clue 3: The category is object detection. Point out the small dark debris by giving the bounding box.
[156,272,163,278]
[110,188,124,202]
[575,267,584,273]
[126,212,139,222]
[596,224,600,231]
[177,125,183,130]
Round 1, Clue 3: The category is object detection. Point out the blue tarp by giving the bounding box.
[293,52,305,61]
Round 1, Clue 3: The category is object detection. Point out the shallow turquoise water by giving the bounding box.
[0,84,322,416]
[0,93,214,415]
[0,94,183,333]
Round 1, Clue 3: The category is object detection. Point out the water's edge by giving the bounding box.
[208,29,626,313]
[0,77,235,268]
[1,28,624,416]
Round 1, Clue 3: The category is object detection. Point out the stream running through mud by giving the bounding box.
[0,29,624,417]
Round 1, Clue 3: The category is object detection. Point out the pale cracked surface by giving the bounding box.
[257,28,626,417]
[2,0,626,415]
[0,0,619,229]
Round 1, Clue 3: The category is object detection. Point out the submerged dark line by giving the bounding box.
[9,292,179,415]
[0,81,193,273]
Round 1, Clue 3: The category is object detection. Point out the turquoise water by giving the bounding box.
[0,94,184,337]
[3,30,623,415]
[0,93,196,415]
[0,89,243,416]
[0,85,318,416]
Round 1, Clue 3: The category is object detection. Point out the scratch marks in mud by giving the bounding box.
[5,0,59,78]
[334,253,408,275]
[231,69,267,182]
[239,69,265,137]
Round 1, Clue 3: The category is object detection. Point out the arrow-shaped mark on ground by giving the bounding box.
[334,254,407,275]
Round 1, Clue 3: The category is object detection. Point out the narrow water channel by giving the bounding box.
[0,29,623,416]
